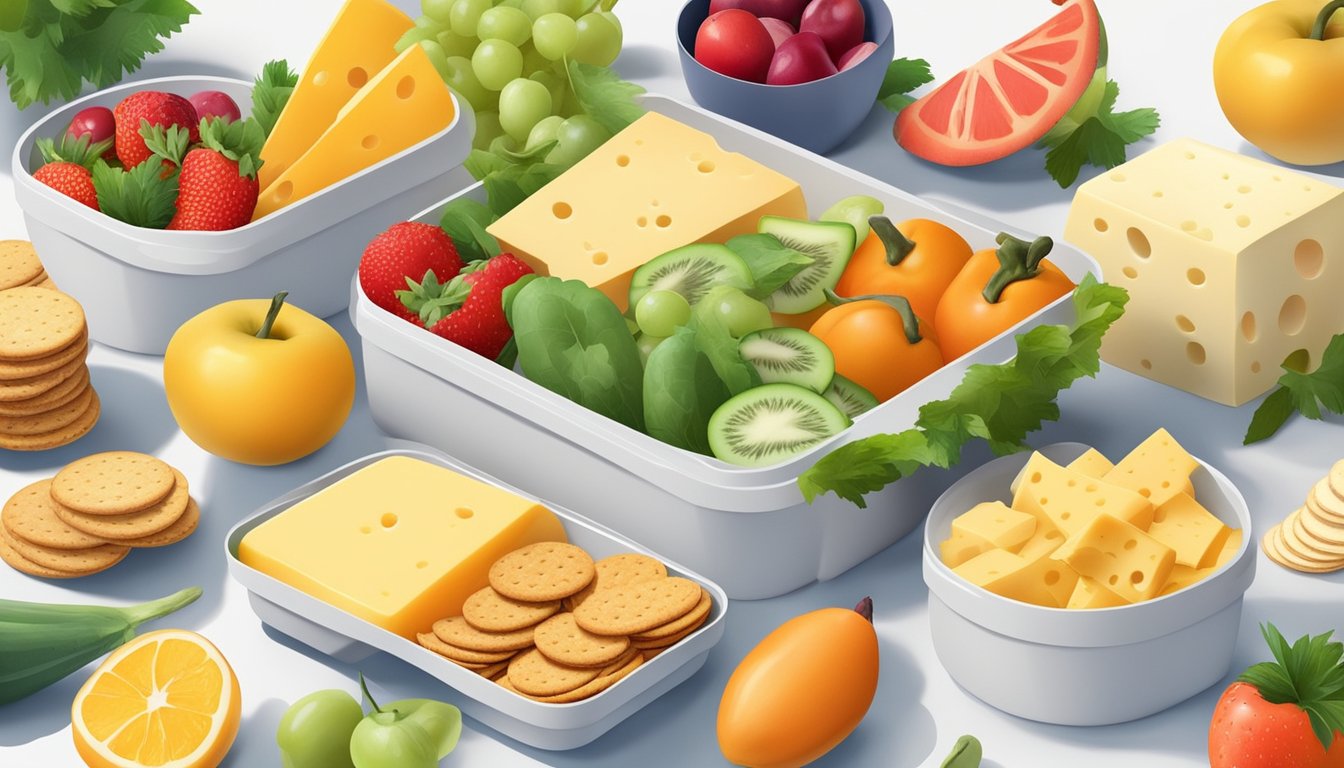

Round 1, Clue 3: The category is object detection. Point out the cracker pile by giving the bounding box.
[1264,460,1344,574]
[417,543,713,703]
[0,451,199,578]
[0,240,56,291]
[0,281,99,451]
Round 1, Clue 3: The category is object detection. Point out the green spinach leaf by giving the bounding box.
[725,234,815,299]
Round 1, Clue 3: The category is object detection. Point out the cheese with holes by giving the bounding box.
[1054,513,1176,603]
[940,501,1036,567]
[1103,428,1199,509]
[1159,564,1208,597]
[486,112,807,311]
[258,0,413,191]
[1016,515,1066,561]
[1067,576,1127,609]
[237,456,566,639]
[1064,138,1344,405]
[952,549,1079,608]
[1213,529,1243,570]
[1012,452,1154,537]
[1147,492,1231,568]
[253,45,456,220]
[1068,448,1114,479]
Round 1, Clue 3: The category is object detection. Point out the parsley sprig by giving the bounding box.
[876,58,935,114]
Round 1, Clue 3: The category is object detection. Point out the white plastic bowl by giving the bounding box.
[922,442,1256,726]
[12,75,474,354]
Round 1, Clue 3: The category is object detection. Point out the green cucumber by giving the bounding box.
[739,327,835,394]
[629,243,753,309]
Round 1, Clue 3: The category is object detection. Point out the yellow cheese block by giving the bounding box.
[1012,452,1155,537]
[486,112,808,311]
[953,549,1078,608]
[1055,513,1176,603]
[1067,576,1128,609]
[238,456,567,639]
[1103,428,1199,509]
[1158,564,1208,598]
[258,0,413,191]
[1213,528,1244,570]
[1147,492,1232,568]
[1067,448,1114,479]
[1016,516,1067,562]
[253,45,456,221]
[953,502,1036,550]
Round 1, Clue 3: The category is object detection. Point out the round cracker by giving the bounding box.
[0,287,85,361]
[1277,518,1341,564]
[1264,524,1344,573]
[21,270,47,287]
[0,354,84,402]
[574,577,702,637]
[0,333,87,381]
[474,659,513,680]
[417,632,517,665]
[1295,508,1344,555]
[632,621,702,650]
[1329,460,1344,502]
[0,367,89,417]
[489,542,595,602]
[54,470,189,539]
[5,530,128,572]
[1312,479,1344,519]
[111,498,199,548]
[431,616,536,653]
[533,613,631,668]
[0,524,121,578]
[568,553,667,610]
[524,652,645,704]
[506,648,601,697]
[463,586,561,632]
[0,386,92,436]
[2,478,108,550]
[51,451,175,515]
[0,241,43,290]
[34,279,57,291]
[632,589,712,642]
[0,389,99,451]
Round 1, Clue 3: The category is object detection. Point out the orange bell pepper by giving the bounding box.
[810,292,944,403]
[834,216,973,323]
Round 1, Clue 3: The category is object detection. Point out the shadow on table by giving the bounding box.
[221,697,289,768]
[616,43,679,81]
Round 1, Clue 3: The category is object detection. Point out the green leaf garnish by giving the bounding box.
[1239,624,1344,751]
[1244,334,1344,444]
[876,57,934,113]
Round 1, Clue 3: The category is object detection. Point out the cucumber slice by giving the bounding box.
[758,216,857,314]
[823,374,880,419]
[629,244,754,309]
[708,383,850,467]
[739,327,835,394]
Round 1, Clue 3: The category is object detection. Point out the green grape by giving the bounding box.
[445,55,498,112]
[531,13,578,61]
[437,29,478,58]
[419,40,452,82]
[574,12,621,67]
[474,111,505,151]
[498,0,523,6]
[528,70,567,114]
[525,115,565,151]
[636,334,667,366]
[696,286,773,338]
[396,26,439,53]
[415,14,443,29]
[449,0,491,36]
[472,39,524,91]
[422,0,456,23]
[636,291,692,338]
[499,78,553,143]
[521,0,575,20]
[546,114,610,166]
[520,43,551,78]
[477,6,532,47]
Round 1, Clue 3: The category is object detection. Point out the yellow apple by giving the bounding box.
[164,292,355,465]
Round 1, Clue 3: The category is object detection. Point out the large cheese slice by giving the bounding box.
[952,549,1078,608]
[1067,448,1113,479]
[1103,428,1199,509]
[486,112,808,311]
[1064,138,1344,405]
[1146,492,1231,568]
[940,501,1036,567]
[1012,452,1155,537]
[253,45,456,221]
[237,456,567,639]
[1054,513,1176,603]
[257,0,413,191]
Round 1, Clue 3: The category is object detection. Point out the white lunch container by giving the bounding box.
[12,75,474,355]
[226,446,728,751]
[351,94,1103,600]
[922,442,1256,726]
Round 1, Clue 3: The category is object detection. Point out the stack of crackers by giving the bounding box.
[417,542,714,703]
[0,451,199,579]
[0,285,99,451]
[1263,460,1344,574]
[0,240,56,291]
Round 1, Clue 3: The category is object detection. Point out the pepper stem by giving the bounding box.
[359,673,383,715]
[256,291,289,340]
[853,596,874,623]
[123,587,202,627]
[869,216,916,266]
[981,234,1054,305]
[823,289,923,344]
[1311,0,1344,40]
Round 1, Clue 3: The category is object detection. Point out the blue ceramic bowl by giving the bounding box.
[676,0,894,155]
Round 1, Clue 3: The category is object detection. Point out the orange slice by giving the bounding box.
[71,629,241,768]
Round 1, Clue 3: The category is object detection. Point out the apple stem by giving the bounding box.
[853,596,874,623]
[1311,0,1344,40]
[256,291,289,340]
[358,672,384,715]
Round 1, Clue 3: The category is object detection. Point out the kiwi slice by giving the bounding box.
[629,244,754,309]
[824,374,880,419]
[758,216,857,314]
[739,327,835,394]
[708,383,851,467]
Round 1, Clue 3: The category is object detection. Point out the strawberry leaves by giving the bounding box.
[91,156,177,228]
[250,59,297,137]
[1239,624,1344,750]
[139,121,190,167]
[35,132,110,167]
[197,115,265,179]
[397,269,473,328]
[1244,334,1344,444]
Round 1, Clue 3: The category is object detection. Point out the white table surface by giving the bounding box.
[3,1,1342,766]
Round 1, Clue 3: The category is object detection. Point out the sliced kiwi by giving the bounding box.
[824,374,880,419]
[739,327,835,394]
[758,216,857,314]
[629,244,754,309]
[708,383,851,467]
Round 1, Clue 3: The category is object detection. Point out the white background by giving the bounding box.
[3,1,1344,766]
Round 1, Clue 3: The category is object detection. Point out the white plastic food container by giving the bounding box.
[922,442,1255,726]
[12,75,474,355]
[226,446,727,751]
[351,94,1103,600]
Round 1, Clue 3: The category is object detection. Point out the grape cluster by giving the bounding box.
[398,0,623,159]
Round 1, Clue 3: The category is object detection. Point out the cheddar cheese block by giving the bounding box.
[1146,492,1231,568]
[940,501,1035,567]
[238,456,567,639]
[1067,576,1127,609]
[1067,448,1114,479]
[953,548,1078,609]
[1102,428,1199,509]
[1012,452,1154,537]
[1054,513,1176,603]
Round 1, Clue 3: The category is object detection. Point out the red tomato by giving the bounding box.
[1210,682,1343,768]
[695,9,776,83]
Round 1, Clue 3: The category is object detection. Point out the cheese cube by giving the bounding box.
[1067,576,1128,609]
[1064,138,1344,405]
[486,112,808,311]
[1103,428,1200,509]
[238,456,567,639]
[1212,529,1244,571]
[1146,492,1231,568]
[1017,516,1067,561]
[1012,452,1154,537]
[940,502,1036,567]
[952,549,1078,608]
[1055,513,1177,603]
[1067,448,1114,479]
[1158,564,1209,597]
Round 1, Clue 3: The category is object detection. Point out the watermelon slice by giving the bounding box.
[895,0,1100,167]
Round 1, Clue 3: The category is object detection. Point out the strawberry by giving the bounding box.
[400,254,534,360]
[163,117,266,231]
[32,134,111,210]
[1209,624,1344,768]
[359,222,464,323]
[113,91,199,169]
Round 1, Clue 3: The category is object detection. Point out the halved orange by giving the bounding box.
[71,629,241,768]
[895,0,1100,166]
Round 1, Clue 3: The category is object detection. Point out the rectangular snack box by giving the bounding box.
[12,74,474,355]
[350,94,1105,600]
[226,446,728,751]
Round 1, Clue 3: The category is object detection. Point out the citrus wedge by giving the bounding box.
[895,0,1100,166]
[72,629,241,768]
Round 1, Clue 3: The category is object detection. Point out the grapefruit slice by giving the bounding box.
[895,0,1100,166]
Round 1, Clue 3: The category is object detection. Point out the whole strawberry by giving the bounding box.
[359,222,464,323]
[114,91,199,169]
[400,253,534,360]
[163,118,265,231]
[32,134,111,210]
